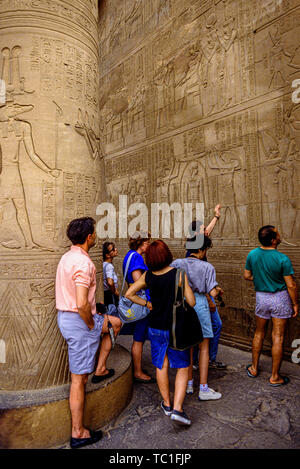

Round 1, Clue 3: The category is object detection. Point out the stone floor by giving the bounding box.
[61,337,300,450]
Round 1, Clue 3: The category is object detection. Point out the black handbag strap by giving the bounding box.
[174,268,180,303]
[180,268,186,305]
[172,268,187,350]
[174,267,188,306]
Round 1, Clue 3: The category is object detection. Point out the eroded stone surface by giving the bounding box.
[77,339,300,450]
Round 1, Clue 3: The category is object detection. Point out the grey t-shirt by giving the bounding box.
[171,258,218,294]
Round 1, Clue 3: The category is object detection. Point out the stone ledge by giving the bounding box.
[0,345,133,449]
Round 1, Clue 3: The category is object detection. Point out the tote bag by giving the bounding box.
[117,252,150,323]
[169,268,203,351]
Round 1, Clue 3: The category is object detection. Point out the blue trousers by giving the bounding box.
[193,303,222,363]
[209,307,222,361]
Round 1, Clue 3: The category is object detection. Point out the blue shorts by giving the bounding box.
[148,327,190,370]
[194,293,214,338]
[133,316,149,342]
[57,311,103,375]
[120,315,149,342]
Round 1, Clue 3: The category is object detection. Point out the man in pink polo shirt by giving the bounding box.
[56,217,121,449]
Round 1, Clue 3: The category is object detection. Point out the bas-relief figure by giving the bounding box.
[125,0,143,40]
[153,59,175,132]
[74,108,106,204]
[126,81,146,135]
[259,105,300,243]
[206,146,248,240]
[0,47,60,251]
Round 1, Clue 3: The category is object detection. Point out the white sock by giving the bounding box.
[200,384,208,392]
[188,379,193,386]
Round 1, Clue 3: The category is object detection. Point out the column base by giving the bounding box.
[0,345,132,449]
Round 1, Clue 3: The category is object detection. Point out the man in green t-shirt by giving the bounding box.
[244,225,298,386]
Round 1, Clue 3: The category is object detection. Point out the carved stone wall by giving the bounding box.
[99,0,300,356]
[0,0,104,390]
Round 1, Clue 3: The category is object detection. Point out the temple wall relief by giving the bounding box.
[100,0,300,356]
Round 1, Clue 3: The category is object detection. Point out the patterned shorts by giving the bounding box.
[255,290,293,320]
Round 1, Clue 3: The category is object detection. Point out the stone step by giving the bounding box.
[0,344,132,449]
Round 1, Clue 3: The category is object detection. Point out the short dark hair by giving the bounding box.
[102,241,115,260]
[66,217,96,245]
[128,231,151,251]
[145,240,173,271]
[187,234,212,253]
[258,225,276,247]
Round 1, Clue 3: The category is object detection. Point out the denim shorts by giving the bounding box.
[193,293,214,338]
[148,327,190,370]
[255,290,293,319]
[57,311,103,375]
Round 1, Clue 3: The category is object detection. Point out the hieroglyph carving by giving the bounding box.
[30,37,98,109]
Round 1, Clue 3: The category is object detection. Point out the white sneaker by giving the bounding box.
[198,387,222,401]
[186,383,194,395]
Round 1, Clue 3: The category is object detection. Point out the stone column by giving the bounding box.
[0,0,104,390]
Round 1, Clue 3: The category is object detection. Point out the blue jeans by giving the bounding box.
[209,306,222,362]
[193,293,213,338]
[193,300,222,364]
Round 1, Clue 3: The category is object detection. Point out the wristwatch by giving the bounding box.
[214,215,220,220]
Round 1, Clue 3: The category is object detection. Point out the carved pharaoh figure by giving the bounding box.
[207,147,246,238]
[0,91,60,250]
[74,109,106,203]
[176,41,203,112]
[201,14,220,115]
[185,161,205,205]
[218,16,238,108]
[153,58,175,133]
[125,0,143,39]
[267,26,291,89]
[127,81,146,134]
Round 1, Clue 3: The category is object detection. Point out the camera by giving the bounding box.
[216,293,225,307]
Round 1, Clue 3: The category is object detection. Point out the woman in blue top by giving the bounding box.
[122,231,155,383]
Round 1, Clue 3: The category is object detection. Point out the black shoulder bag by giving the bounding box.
[169,268,203,351]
